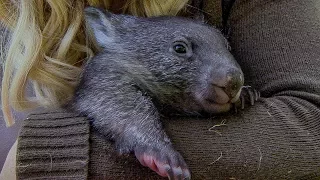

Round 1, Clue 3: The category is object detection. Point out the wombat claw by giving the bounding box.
[134,145,191,180]
[233,86,260,112]
[239,86,260,109]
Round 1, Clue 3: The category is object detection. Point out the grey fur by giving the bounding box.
[71,7,244,180]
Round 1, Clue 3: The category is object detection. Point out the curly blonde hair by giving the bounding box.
[0,0,189,126]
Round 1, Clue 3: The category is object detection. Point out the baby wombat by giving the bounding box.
[72,7,249,180]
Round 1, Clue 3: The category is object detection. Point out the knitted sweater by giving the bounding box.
[16,0,320,179]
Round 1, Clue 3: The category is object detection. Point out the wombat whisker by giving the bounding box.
[185,4,212,18]
[196,88,208,100]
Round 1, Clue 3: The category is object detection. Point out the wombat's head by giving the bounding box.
[84,7,244,114]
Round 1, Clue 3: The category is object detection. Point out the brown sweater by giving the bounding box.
[16,0,320,179]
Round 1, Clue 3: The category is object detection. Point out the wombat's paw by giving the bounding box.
[235,86,260,110]
[134,145,191,180]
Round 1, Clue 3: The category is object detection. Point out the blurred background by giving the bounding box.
[0,25,25,171]
[0,104,23,171]
[0,72,25,172]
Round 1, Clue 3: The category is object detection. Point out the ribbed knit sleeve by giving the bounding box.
[16,110,90,180]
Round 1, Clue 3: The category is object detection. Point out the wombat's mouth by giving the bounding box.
[194,85,242,113]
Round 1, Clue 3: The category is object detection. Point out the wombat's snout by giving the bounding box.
[195,67,244,113]
[224,69,244,102]
[207,68,243,103]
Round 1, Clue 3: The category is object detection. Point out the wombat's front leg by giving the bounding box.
[73,73,190,179]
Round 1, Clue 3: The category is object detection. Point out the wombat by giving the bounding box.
[72,7,258,180]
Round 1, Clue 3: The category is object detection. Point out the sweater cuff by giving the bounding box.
[16,109,90,180]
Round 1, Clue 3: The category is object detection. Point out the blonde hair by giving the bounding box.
[0,0,189,126]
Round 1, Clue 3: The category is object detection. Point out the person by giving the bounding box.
[1,0,320,179]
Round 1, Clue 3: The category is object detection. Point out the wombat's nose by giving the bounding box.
[224,69,244,99]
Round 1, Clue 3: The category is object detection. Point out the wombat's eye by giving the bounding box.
[173,44,187,54]
[170,40,192,58]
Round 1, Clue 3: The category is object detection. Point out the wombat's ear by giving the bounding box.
[84,7,116,48]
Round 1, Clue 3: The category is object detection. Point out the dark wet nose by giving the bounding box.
[224,69,244,98]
